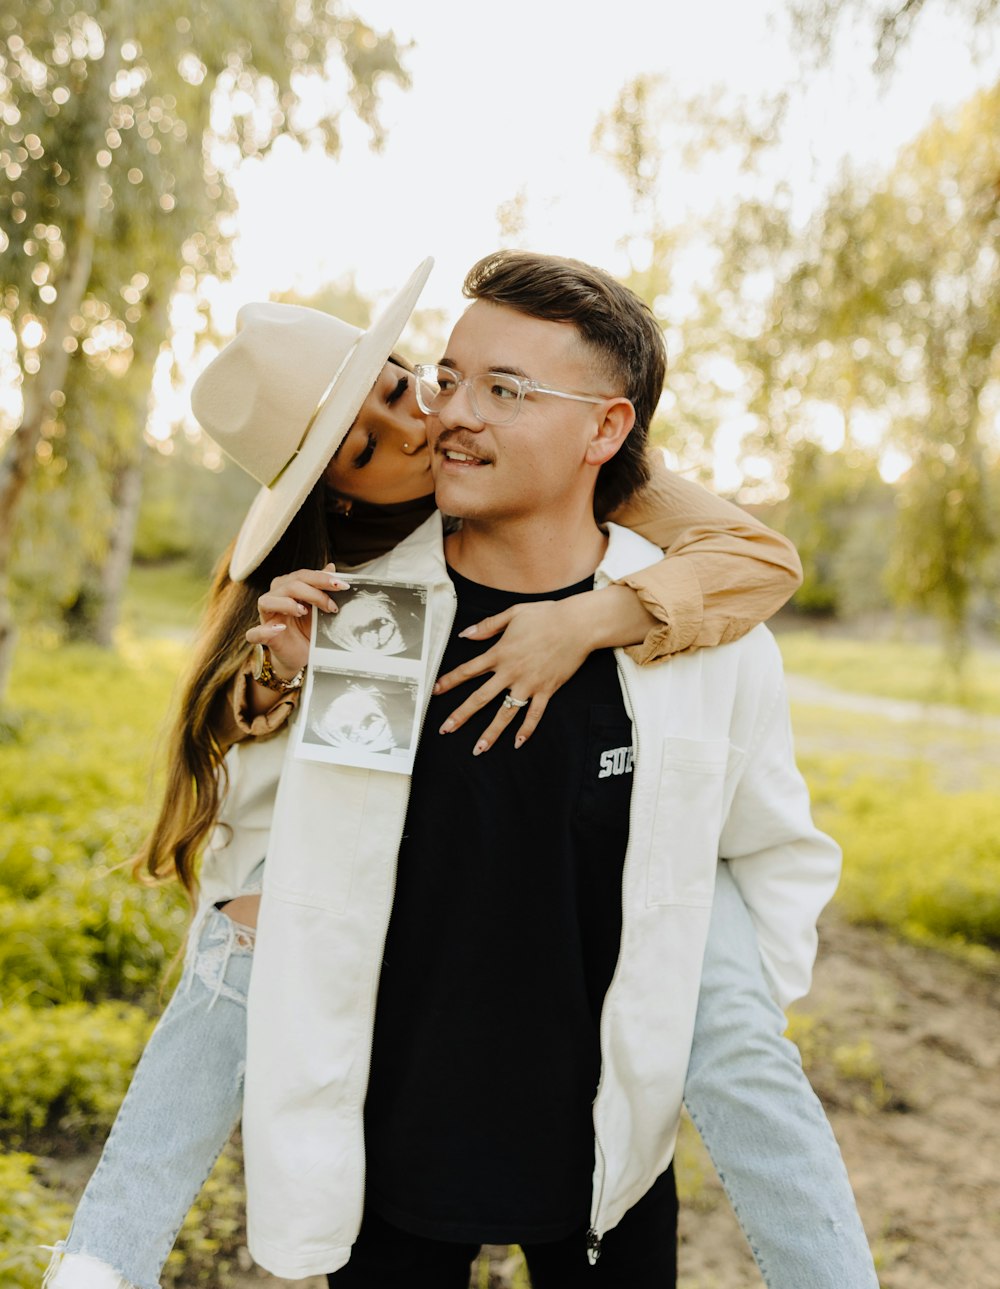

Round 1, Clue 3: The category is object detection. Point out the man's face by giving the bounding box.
[427,301,609,524]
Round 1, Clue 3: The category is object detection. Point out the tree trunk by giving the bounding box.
[0,165,105,699]
[91,449,146,647]
[67,288,171,647]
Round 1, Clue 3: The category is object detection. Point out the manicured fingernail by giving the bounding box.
[473,739,488,756]
[328,574,349,587]
[458,626,476,638]
[439,718,454,734]
[265,623,286,632]
[295,604,307,615]
[514,734,525,749]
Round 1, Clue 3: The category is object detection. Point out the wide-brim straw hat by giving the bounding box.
[191,257,434,581]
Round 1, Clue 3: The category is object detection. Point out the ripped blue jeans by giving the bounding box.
[47,904,255,1289]
[47,864,877,1289]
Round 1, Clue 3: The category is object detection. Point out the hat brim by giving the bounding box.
[228,257,434,582]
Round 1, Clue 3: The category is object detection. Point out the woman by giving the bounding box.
[46,259,872,1289]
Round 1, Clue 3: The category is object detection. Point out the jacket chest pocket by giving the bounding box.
[645,737,734,908]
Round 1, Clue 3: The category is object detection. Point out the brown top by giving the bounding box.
[224,452,800,741]
[609,451,801,661]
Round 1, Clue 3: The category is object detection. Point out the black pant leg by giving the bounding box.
[522,1166,678,1289]
[326,1208,479,1289]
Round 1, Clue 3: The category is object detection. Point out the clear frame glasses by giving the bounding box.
[413,363,611,426]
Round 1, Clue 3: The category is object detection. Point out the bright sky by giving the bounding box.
[225,1,990,312]
[181,0,997,485]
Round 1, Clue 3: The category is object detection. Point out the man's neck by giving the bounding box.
[444,508,608,593]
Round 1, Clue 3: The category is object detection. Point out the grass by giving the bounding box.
[802,751,1000,959]
[122,559,210,639]
[1,633,186,851]
[774,628,1000,715]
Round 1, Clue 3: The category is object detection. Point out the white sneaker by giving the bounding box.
[43,1250,136,1289]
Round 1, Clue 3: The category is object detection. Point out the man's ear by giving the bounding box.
[584,398,636,467]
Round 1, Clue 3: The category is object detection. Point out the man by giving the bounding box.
[242,252,876,1287]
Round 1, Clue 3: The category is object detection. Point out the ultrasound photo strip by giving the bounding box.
[295,577,434,773]
[309,577,431,681]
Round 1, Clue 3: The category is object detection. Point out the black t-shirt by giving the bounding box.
[363,568,634,1244]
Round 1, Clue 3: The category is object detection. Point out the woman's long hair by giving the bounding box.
[134,351,420,901]
[133,480,332,902]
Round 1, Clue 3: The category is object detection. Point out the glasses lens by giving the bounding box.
[471,373,522,424]
[414,365,443,415]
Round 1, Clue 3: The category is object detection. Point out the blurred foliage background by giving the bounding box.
[1,0,999,689]
[2,0,999,1284]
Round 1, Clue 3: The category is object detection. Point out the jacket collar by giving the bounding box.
[362,511,450,583]
[366,513,661,590]
[595,522,664,586]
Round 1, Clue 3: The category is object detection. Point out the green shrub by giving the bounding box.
[807,761,1000,950]
[0,1153,72,1288]
[163,1144,248,1288]
[0,895,103,1005]
[0,636,190,1010]
[0,877,186,1007]
[0,1003,152,1146]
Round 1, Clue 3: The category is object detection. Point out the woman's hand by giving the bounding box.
[245,563,350,678]
[434,597,595,754]
[434,584,659,754]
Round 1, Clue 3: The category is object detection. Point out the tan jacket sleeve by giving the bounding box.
[608,451,802,663]
[214,663,300,749]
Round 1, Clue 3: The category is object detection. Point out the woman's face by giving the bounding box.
[323,361,433,505]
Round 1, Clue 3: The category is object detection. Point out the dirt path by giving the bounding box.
[784,673,1000,734]
[674,913,1000,1289]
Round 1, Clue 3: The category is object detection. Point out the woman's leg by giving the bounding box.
[44,907,254,1289]
[682,862,879,1289]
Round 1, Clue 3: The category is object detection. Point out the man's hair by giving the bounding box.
[463,251,665,518]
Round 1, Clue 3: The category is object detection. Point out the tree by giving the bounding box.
[592,77,787,474]
[726,85,1000,661]
[789,0,999,73]
[0,1,409,691]
[768,439,894,616]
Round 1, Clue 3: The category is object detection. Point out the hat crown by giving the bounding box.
[192,302,364,486]
[189,256,433,581]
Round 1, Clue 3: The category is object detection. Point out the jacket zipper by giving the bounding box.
[350,577,458,1235]
[587,649,642,1263]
